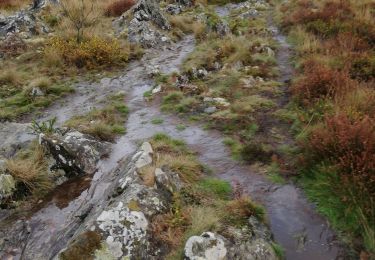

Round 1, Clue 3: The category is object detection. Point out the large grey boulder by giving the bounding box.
[40,130,111,176]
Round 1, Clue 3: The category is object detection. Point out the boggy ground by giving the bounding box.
[0,0,360,259]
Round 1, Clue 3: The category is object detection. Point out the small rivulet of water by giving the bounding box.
[0,4,344,259]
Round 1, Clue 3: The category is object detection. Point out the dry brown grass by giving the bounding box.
[6,144,52,195]
[138,165,156,187]
[0,0,29,10]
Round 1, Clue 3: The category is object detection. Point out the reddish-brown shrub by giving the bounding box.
[284,0,353,27]
[327,32,370,54]
[105,0,136,17]
[308,114,375,198]
[292,60,353,103]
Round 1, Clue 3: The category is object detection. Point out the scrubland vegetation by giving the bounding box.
[0,0,142,120]
[274,0,374,256]
[146,134,268,258]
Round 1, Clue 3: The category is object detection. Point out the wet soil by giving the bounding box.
[0,6,346,260]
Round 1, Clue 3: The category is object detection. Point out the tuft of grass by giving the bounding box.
[5,144,52,198]
[65,94,128,141]
[176,124,186,131]
[225,196,266,226]
[266,162,286,185]
[151,118,164,125]
[271,242,285,259]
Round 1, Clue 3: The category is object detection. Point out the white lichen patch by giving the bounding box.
[96,202,148,258]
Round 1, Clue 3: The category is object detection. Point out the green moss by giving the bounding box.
[60,231,102,260]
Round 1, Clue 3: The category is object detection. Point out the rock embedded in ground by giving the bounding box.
[40,130,111,177]
[184,217,278,260]
[185,232,228,260]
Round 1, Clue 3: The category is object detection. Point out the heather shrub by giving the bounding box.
[47,37,129,68]
[350,55,375,82]
[105,0,136,17]
[306,114,375,203]
[292,60,352,103]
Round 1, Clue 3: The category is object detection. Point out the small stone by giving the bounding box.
[30,87,45,97]
[152,85,162,94]
[204,106,217,114]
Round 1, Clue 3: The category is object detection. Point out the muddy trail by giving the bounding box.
[1,5,344,260]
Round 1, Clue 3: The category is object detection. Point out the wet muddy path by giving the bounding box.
[1,5,344,260]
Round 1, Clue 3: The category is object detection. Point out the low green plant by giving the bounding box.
[198,178,232,200]
[151,118,164,124]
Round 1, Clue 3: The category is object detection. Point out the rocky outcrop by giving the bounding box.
[58,142,183,259]
[40,130,111,176]
[184,216,277,260]
[0,11,49,39]
[115,0,171,48]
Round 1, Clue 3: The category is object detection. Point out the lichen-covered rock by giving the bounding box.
[0,11,49,39]
[58,142,183,259]
[185,232,228,260]
[165,4,182,15]
[134,141,153,169]
[132,0,170,30]
[184,217,277,260]
[40,130,111,176]
[154,167,182,193]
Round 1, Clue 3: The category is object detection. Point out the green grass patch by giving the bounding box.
[151,118,164,124]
